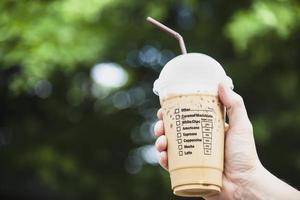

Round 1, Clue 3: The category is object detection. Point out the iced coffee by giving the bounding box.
[147,17,233,197]
[161,93,224,197]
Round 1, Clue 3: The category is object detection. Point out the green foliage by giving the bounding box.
[0,0,114,92]
[226,0,300,51]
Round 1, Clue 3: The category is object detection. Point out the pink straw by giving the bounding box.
[146,17,187,54]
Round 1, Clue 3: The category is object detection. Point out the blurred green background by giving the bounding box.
[0,0,300,199]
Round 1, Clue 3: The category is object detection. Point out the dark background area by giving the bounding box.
[0,0,299,199]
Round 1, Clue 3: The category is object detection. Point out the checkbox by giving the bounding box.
[203,132,212,138]
[178,145,183,150]
[201,122,212,128]
[175,109,179,113]
[176,127,181,131]
[177,139,182,144]
[179,151,183,156]
[204,149,211,155]
[176,121,180,126]
[177,132,182,137]
[203,127,212,132]
[204,138,211,143]
[204,144,211,149]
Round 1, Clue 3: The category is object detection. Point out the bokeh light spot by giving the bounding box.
[34,80,52,99]
[91,63,128,88]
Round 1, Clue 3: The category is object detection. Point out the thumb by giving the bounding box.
[218,83,252,133]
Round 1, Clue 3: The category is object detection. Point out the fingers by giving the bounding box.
[155,135,167,152]
[159,151,168,170]
[154,120,164,137]
[218,83,252,133]
[155,133,168,171]
[156,108,168,170]
[154,109,165,137]
[157,108,163,120]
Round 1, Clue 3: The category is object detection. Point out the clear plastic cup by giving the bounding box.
[153,53,233,197]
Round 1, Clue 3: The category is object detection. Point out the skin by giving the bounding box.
[154,83,300,200]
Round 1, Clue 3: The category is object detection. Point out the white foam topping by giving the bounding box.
[153,53,233,97]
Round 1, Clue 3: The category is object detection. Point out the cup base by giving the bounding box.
[174,183,220,197]
[170,167,222,197]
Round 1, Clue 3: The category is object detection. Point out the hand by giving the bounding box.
[154,82,259,199]
[154,83,300,199]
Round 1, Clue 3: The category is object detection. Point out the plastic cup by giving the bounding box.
[153,53,233,197]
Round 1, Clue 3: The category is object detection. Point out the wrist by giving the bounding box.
[233,161,266,200]
[244,162,270,199]
[234,162,300,200]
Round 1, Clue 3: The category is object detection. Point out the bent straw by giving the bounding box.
[146,17,187,54]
